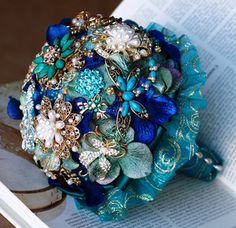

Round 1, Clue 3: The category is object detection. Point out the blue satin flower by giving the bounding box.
[60,18,72,26]
[46,24,70,45]
[149,29,180,61]
[7,96,23,120]
[81,52,105,70]
[72,97,93,135]
[132,93,177,144]
[48,177,105,207]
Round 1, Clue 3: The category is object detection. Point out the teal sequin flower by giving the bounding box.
[73,68,105,99]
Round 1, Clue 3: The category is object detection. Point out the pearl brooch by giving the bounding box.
[93,22,153,61]
[34,96,82,161]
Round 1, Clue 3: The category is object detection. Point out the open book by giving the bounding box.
[1,0,236,227]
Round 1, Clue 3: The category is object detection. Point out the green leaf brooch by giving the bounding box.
[7,11,223,220]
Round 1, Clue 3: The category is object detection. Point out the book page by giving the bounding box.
[113,0,236,192]
[38,175,236,228]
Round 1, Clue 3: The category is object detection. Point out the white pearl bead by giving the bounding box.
[106,37,112,44]
[140,49,148,56]
[57,94,63,99]
[35,104,41,110]
[72,146,79,152]
[45,141,52,148]
[67,179,73,185]
[55,113,60,118]
[75,115,82,121]
[68,118,73,123]
[72,18,77,25]
[129,38,140,46]
[118,43,125,51]
[56,121,65,129]
[124,34,131,40]
[51,79,57,85]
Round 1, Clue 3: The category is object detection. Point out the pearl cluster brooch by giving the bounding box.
[34,96,82,159]
[94,22,153,61]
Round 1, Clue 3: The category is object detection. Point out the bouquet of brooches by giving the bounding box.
[8,11,223,220]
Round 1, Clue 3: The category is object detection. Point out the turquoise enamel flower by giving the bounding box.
[116,70,147,117]
[32,33,75,79]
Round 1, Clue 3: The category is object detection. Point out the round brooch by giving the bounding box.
[8,11,223,220]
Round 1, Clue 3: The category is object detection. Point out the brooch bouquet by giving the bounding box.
[8,11,223,220]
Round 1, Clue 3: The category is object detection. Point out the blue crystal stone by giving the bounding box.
[129,100,142,113]
[121,101,130,117]
[127,76,137,91]
[122,91,134,101]
[150,71,157,78]
[117,76,127,91]
[149,58,156,67]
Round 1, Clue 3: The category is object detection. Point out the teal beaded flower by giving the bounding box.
[32,33,75,80]
[68,68,105,99]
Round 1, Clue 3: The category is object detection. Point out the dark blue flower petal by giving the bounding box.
[145,86,156,99]
[147,95,177,125]
[60,18,72,26]
[124,19,140,29]
[163,43,180,61]
[81,52,105,70]
[32,74,42,92]
[131,115,157,144]
[148,30,165,42]
[46,24,70,45]
[22,80,32,92]
[83,180,105,207]
[49,177,105,207]
[48,178,84,195]
[71,97,92,134]
[105,96,121,119]
[7,97,23,120]
[138,76,147,87]
[79,112,93,135]
[76,30,87,39]
[72,97,87,113]
[149,30,180,61]
[32,90,42,115]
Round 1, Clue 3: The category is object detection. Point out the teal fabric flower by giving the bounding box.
[79,119,153,185]
[33,33,75,79]
[34,144,79,174]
